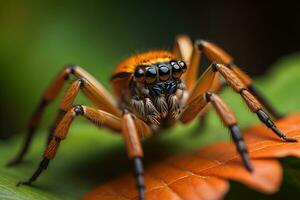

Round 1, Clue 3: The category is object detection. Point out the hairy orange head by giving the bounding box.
[112,50,176,77]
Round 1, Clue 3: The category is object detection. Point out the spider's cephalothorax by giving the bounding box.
[10,35,297,200]
[130,60,188,129]
[111,51,189,130]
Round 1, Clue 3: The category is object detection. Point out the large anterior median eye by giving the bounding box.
[145,67,157,83]
[158,64,170,81]
[134,67,145,82]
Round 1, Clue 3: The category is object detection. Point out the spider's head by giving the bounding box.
[133,60,187,96]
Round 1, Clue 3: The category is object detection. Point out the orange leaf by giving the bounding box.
[83,113,300,200]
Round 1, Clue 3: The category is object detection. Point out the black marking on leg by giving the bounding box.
[17,158,50,186]
[230,125,253,172]
[204,92,213,102]
[78,78,85,88]
[133,157,145,200]
[211,63,219,72]
[74,105,84,116]
[238,88,248,94]
[195,39,205,51]
[256,109,297,142]
[248,85,284,119]
[66,64,77,75]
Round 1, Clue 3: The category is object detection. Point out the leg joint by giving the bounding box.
[66,64,77,75]
[77,78,85,88]
[239,88,248,94]
[73,105,84,116]
[53,136,62,142]
[211,62,220,72]
[195,39,205,51]
[204,92,213,102]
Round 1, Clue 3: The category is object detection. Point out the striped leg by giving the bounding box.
[122,110,145,200]
[181,92,252,171]
[196,39,284,119]
[7,65,121,166]
[181,63,297,142]
[17,105,121,186]
[174,35,284,138]
[17,106,148,200]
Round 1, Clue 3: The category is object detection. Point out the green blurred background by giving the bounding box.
[1,1,300,199]
[1,0,300,138]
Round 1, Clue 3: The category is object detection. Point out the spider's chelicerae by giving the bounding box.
[8,35,297,200]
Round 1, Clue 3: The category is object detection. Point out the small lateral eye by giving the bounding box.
[178,60,187,72]
[134,67,145,82]
[145,67,157,83]
[158,64,170,81]
[170,61,182,79]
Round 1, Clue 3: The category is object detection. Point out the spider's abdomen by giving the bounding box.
[110,50,188,130]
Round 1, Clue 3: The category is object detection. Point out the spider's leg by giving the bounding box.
[182,62,297,142]
[173,34,194,65]
[8,65,121,166]
[197,39,284,119]
[122,110,146,200]
[181,92,252,171]
[173,35,225,133]
[18,106,149,200]
[215,63,297,142]
[17,105,121,186]
[173,34,202,92]
[6,68,69,166]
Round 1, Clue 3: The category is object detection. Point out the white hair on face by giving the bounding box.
[131,98,145,117]
[175,88,184,100]
[168,95,181,119]
[154,95,168,118]
[144,98,160,125]
[177,81,185,90]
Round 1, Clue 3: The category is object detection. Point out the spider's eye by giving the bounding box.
[158,64,170,81]
[134,67,145,82]
[145,67,157,83]
[170,61,182,79]
[178,60,187,72]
